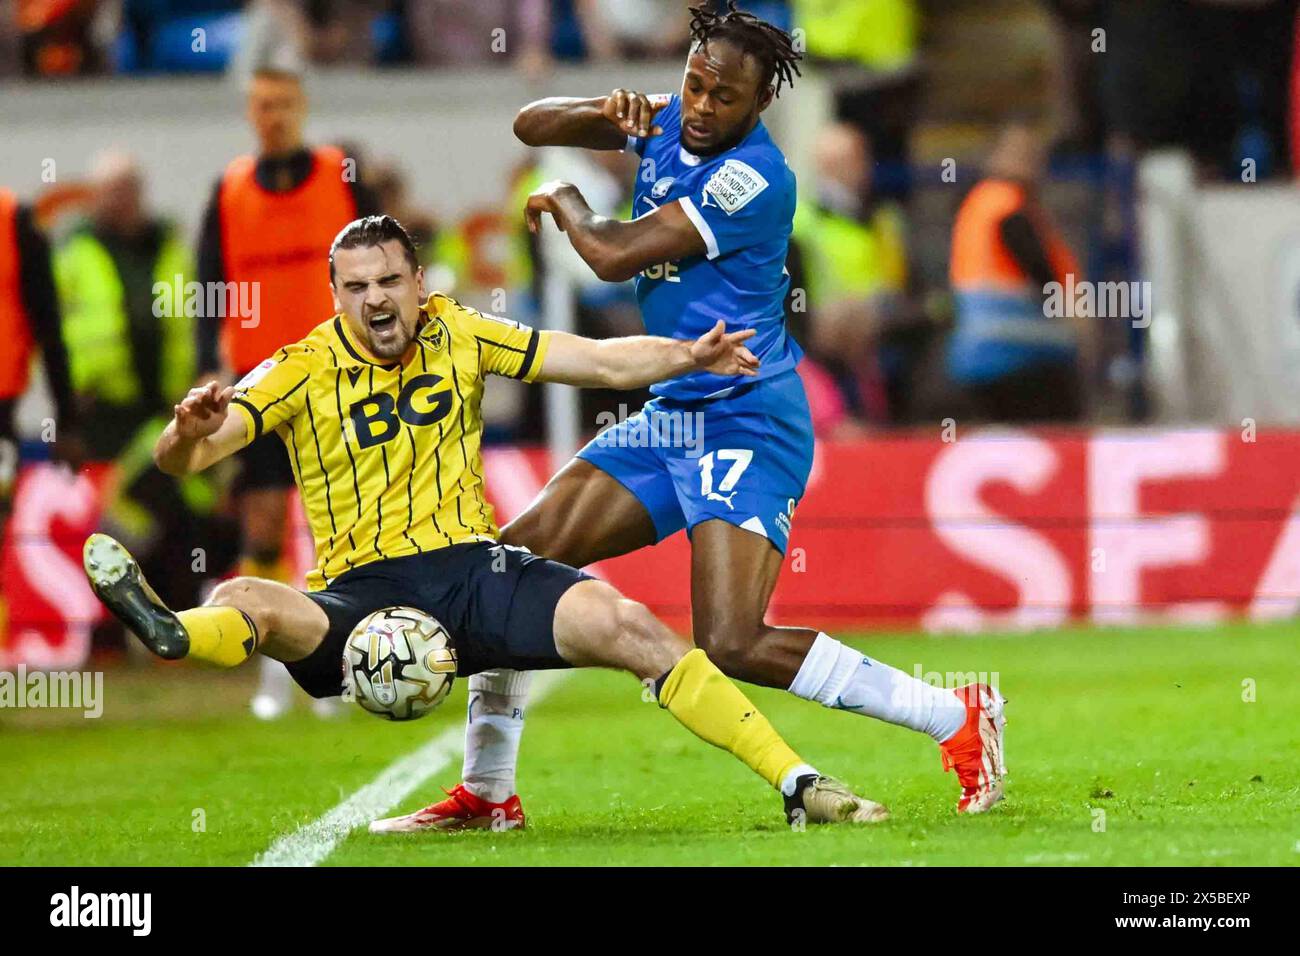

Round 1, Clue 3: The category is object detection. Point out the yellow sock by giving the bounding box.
[177,606,258,667]
[657,648,804,791]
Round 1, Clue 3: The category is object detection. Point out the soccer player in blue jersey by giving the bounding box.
[399,3,1006,833]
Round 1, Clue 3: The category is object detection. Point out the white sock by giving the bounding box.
[462,669,532,803]
[779,763,820,797]
[788,633,966,743]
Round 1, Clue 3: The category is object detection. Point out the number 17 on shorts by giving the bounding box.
[678,444,802,554]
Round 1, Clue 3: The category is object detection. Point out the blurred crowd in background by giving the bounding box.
[8,0,1298,430]
[4,0,1300,624]
[2,0,795,76]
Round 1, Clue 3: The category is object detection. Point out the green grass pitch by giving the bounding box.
[2,621,1296,866]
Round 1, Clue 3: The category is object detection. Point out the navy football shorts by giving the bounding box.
[288,543,592,698]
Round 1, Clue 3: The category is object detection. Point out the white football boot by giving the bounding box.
[784,774,890,825]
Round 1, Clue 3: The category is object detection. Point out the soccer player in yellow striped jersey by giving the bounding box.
[228,289,550,590]
[82,215,887,830]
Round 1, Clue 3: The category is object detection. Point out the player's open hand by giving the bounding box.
[603,90,669,139]
[524,180,576,234]
[690,320,760,377]
[174,380,234,439]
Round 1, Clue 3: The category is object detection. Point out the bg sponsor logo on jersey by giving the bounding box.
[347,373,453,449]
[640,260,680,282]
[650,177,675,199]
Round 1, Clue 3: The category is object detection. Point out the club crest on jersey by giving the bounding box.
[424,322,446,352]
[650,177,675,200]
[702,159,768,215]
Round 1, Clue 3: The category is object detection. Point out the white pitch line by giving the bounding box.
[250,672,565,867]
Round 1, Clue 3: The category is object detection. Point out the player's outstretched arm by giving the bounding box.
[153,380,247,476]
[535,320,759,390]
[525,180,706,282]
[513,91,666,150]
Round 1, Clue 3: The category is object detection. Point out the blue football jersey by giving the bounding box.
[626,95,801,400]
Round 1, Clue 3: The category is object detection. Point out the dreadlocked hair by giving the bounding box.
[688,1,803,97]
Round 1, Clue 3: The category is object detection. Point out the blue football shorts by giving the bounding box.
[577,369,814,554]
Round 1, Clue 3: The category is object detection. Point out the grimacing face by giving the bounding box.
[330,240,425,361]
[679,39,773,156]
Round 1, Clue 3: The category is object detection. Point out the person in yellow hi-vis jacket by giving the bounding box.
[56,151,223,616]
[56,152,195,461]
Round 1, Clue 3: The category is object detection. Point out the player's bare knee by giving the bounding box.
[614,597,685,677]
[614,596,658,641]
[576,588,632,644]
[560,585,680,678]
[208,576,278,637]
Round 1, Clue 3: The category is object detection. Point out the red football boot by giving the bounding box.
[938,683,1007,814]
[369,784,525,833]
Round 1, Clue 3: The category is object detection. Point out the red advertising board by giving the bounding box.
[4,428,1299,667]
[538,429,1300,632]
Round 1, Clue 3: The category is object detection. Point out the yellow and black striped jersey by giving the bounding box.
[228,292,551,590]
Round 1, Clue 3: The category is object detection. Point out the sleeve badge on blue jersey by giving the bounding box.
[702,159,769,215]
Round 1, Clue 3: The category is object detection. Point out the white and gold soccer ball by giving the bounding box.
[343,607,457,721]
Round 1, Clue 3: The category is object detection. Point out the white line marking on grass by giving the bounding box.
[251,724,464,868]
[250,672,566,867]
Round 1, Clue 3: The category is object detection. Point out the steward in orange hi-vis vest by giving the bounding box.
[0,189,36,401]
[0,188,78,503]
[196,139,376,505]
[0,188,75,421]
[214,144,358,374]
[948,177,1080,386]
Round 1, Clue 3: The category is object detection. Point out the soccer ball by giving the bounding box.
[342,607,457,721]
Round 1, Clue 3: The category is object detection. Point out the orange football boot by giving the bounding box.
[939,683,1007,813]
[369,784,525,833]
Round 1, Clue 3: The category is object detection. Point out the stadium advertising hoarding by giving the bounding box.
[5,427,1300,666]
